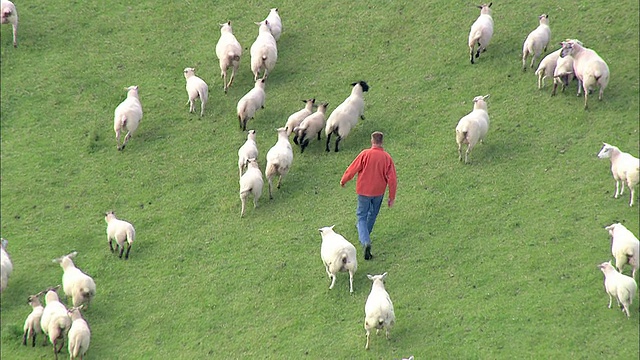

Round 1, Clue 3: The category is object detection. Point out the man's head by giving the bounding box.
[371,131,384,146]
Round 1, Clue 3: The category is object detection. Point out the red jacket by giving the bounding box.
[340,146,397,200]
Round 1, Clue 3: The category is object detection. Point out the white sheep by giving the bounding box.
[105,211,136,259]
[53,252,96,308]
[264,8,282,41]
[237,79,266,132]
[183,67,208,117]
[559,39,610,109]
[325,81,369,152]
[364,272,395,350]
[551,52,575,96]
[294,102,329,153]
[455,94,490,164]
[285,98,315,137]
[534,49,561,89]
[1,0,18,47]
[238,129,258,178]
[598,261,638,318]
[1,238,12,293]
[239,158,264,218]
[215,21,242,93]
[250,20,278,81]
[468,3,493,64]
[318,225,357,293]
[67,306,91,360]
[522,14,550,70]
[22,292,45,347]
[113,85,143,151]
[40,286,71,359]
[605,223,640,279]
[265,127,293,199]
[597,142,640,207]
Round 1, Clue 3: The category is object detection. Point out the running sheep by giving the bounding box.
[522,14,550,70]
[605,223,639,279]
[552,52,575,96]
[238,130,258,178]
[597,142,640,207]
[23,292,45,347]
[105,211,136,259]
[468,3,493,64]
[67,306,91,360]
[215,21,242,93]
[113,85,143,151]
[286,98,315,137]
[54,252,96,307]
[294,102,329,153]
[318,225,357,293]
[1,238,11,293]
[265,127,293,199]
[1,0,17,47]
[364,272,395,350]
[237,79,266,132]
[183,67,208,117]
[560,39,610,109]
[325,81,369,152]
[535,49,561,89]
[264,8,282,41]
[598,261,638,318]
[239,158,264,218]
[455,94,490,164]
[40,286,71,360]
[250,20,277,81]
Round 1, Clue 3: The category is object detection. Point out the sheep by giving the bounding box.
[598,261,638,318]
[1,0,17,47]
[113,85,143,151]
[468,3,493,64]
[559,39,610,109]
[53,252,96,308]
[597,142,640,207]
[0,238,12,293]
[183,67,208,117]
[105,211,136,259]
[22,292,45,347]
[522,14,550,70]
[239,158,264,218]
[237,79,266,132]
[318,225,357,293]
[249,20,278,81]
[215,21,242,93]
[67,306,91,360]
[265,127,293,199]
[325,81,369,152]
[40,286,71,359]
[605,223,640,279]
[534,49,561,89]
[238,130,258,178]
[455,94,490,164]
[364,272,395,350]
[285,98,315,137]
[264,8,282,41]
[294,102,329,153]
[551,51,575,96]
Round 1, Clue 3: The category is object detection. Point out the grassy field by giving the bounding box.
[1,0,639,359]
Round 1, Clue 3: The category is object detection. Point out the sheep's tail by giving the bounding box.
[265,163,277,178]
[127,228,135,244]
[377,318,385,327]
[120,114,128,128]
[456,130,469,145]
[341,253,348,264]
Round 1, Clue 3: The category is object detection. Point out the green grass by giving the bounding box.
[1,0,639,359]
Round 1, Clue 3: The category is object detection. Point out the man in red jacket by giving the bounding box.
[340,131,397,260]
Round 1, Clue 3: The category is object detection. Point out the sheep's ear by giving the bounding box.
[367,274,374,280]
[330,225,335,230]
[350,82,357,87]
[381,272,388,279]
[53,257,61,264]
[476,5,483,9]
[68,251,78,258]
[227,21,231,25]
[483,94,490,100]
[254,22,261,25]
[488,2,492,7]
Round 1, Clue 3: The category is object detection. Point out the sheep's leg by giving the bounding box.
[349,270,354,293]
[115,129,122,150]
[252,193,258,209]
[316,131,322,141]
[222,70,228,93]
[576,79,583,96]
[324,264,332,277]
[200,100,205,117]
[551,81,558,96]
[328,274,336,289]
[125,243,132,259]
[457,143,464,162]
[228,64,238,90]
[22,330,27,346]
[109,238,115,252]
[325,132,332,152]
[334,135,342,152]
[537,72,543,89]
[365,328,371,350]
[385,327,391,340]
[607,294,613,308]
[622,303,631,317]
[469,44,475,64]
[268,177,274,199]
[118,245,125,258]
[12,24,17,47]
[293,134,299,145]
[583,90,589,110]
[277,174,283,189]
[521,52,527,70]
[120,131,132,150]
[614,180,621,198]
[32,332,36,347]
[598,87,604,101]
[240,192,247,217]
[629,186,635,207]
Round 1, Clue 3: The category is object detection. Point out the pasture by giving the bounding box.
[1,0,639,359]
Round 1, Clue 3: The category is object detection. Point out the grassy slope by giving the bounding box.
[1,0,638,359]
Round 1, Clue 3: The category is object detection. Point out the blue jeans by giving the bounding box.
[356,194,384,247]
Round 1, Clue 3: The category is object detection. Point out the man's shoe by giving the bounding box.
[364,245,372,260]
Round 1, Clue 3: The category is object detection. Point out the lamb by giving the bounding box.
[1,0,18,47]
[53,252,96,307]
[238,130,258,178]
[237,79,266,131]
[239,158,264,218]
[265,127,293,199]
[455,94,490,164]
[113,85,143,151]
[534,49,561,89]
[40,286,71,359]
[364,272,395,350]
[598,261,638,318]
[285,98,315,137]
[325,81,369,152]
[67,306,91,360]
[0,238,12,293]
[522,14,550,70]
[605,223,640,279]
[551,52,575,96]
[215,21,242,93]
[294,102,329,153]
[23,292,45,347]
[105,211,136,259]
[249,20,278,81]
[559,39,610,109]
[468,3,493,64]
[318,225,357,293]
[597,142,640,207]
[264,8,282,41]
[183,67,208,117]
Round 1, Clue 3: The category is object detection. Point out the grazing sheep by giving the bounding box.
[1,0,17,47]
[239,158,264,218]
[183,67,208,117]
[113,85,143,151]
[468,3,493,64]
[250,20,278,81]
[67,306,91,360]
[215,21,242,93]
[535,49,561,89]
[1,238,12,293]
[318,225,357,293]
[105,211,136,259]
[364,272,395,350]
[325,81,369,152]
[264,8,282,41]
[40,286,71,360]
[237,79,266,131]
[522,14,551,70]
[551,52,575,96]
[54,252,96,308]
[238,130,258,178]
[455,94,490,164]
[598,261,637,318]
[286,98,315,137]
[559,39,610,109]
[605,223,640,279]
[265,127,293,199]
[597,142,640,207]
[23,292,45,347]
[294,102,329,153]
